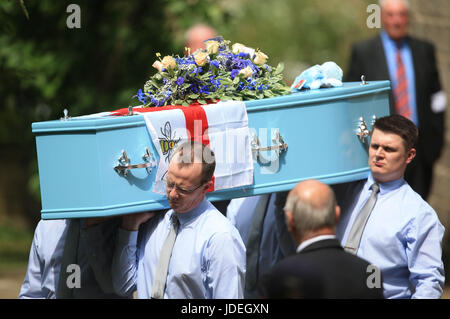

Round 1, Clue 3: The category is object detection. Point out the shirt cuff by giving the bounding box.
[117,228,138,246]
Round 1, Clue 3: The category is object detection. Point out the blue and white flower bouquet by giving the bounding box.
[136,37,290,107]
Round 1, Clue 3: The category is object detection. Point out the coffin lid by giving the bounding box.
[32,81,391,134]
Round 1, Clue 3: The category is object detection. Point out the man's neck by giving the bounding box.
[296,229,336,253]
[298,228,335,244]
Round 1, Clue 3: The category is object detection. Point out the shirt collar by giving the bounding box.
[367,173,405,195]
[296,235,336,253]
[381,30,408,49]
[170,197,208,227]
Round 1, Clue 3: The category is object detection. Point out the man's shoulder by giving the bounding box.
[352,35,382,51]
[407,35,435,50]
[36,219,68,235]
[390,182,439,218]
[269,244,368,275]
[201,200,236,228]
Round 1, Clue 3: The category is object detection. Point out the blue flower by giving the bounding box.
[210,60,220,68]
[176,77,184,85]
[199,85,210,94]
[190,84,199,94]
[137,89,148,103]
[230,69,239,79]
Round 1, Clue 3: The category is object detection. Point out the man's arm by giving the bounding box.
[205,231,246,299]
[111,212,155,297]
[406,208,445,299]
[19,223,47,298]
[426,42,446,163]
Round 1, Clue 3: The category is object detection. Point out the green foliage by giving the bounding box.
[0,225,33,269]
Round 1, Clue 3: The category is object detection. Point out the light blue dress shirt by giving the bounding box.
[19,219,124,299]
[380,31,418,126]
[336,174,445,299]
[112,198,246,299]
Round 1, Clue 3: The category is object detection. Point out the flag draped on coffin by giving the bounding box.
[109,101,254,195]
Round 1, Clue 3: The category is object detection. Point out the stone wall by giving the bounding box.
[408,0,450,274]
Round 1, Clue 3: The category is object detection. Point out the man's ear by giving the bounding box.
[201,180,213,194]
[406,147,416,164]
[285,210,295,233]
[335,205,341,224]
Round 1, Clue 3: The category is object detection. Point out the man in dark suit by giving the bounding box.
[345,0,446,200]
[259,180,384,299]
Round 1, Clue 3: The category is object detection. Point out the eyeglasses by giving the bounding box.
[166,180,204,196]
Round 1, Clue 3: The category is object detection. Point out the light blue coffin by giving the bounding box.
[32,81,390,219]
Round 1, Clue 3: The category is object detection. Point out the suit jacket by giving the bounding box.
[259,238,384,299]
[345,35,444,165]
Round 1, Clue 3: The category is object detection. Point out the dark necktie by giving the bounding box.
[244,194,270,295]
[57,219,80,298]
[344,183,380,254]
[151,214,179,299]
[394,43,411,119]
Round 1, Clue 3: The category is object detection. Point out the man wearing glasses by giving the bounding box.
[112,141,246,298]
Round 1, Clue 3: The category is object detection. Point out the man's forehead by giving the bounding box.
[168,161,203,180]
[372,128,398,138]
[371,129,406,148]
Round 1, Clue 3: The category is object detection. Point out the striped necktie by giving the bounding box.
[394,43,411,119]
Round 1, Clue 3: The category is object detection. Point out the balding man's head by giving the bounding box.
[284,180,339,243]
[185,24,217,52]
[380,0,410,41]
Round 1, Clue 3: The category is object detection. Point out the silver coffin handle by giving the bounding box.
[251,129,288,161]
[356,117,370,141]
[114,147,156,176]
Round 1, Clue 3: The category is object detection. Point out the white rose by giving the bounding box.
[161,55,176,70]
[152,60,164,72]
[194,51,209,66]
[253,51,268,65]
[232,43,255,57]
[239,66,253,78]
[205,40,220,54]
[232,43,246,54]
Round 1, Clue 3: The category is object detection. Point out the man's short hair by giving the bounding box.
[372,114,418,151]
[171,140,216,184]
[284,186,337,237]
[379,0,410,10]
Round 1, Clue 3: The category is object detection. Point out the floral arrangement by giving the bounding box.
[136,37,291,107]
